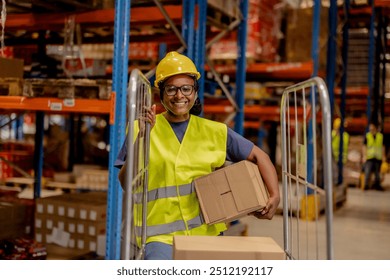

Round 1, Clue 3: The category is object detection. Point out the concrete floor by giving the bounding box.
[240,185,390,260]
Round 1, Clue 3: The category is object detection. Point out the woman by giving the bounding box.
[116,51,280,260]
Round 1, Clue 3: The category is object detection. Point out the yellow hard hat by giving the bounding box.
[333,118,341,130]
[154,51,201,87]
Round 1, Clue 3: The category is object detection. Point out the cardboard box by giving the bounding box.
[173,236,285,260]
[0,57,24,78]
[285,6,329,71]
[194,160,269,224]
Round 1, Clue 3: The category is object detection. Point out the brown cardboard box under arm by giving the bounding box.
[173,236,285,260]
[194,160,269,225]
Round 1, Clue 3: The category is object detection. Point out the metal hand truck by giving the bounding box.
[280,77,333,260]
[121,69,152,260]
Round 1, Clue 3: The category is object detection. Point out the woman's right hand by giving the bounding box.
[139,104,156,134]
[146,104,156,129]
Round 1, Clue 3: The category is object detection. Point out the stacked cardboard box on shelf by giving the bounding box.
[0,58,23,97]
[75,169,109,191]
[47,164,109,191]
[284,6,329,71]
[209,0,282,62]
[35,192,107,254]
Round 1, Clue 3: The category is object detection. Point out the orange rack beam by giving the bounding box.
[203,104,312,122]
[0,94,116,124]
[345,117,367,134]
[334,86,369,96]
[246,61,314,80]
[208,61,314,80]
[6,6,182,31]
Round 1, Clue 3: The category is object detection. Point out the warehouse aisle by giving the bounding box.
[240,185,390,260]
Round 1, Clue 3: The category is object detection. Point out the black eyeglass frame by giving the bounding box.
[163,84,195,96]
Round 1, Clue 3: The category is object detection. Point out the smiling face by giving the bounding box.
[161,74,197,122]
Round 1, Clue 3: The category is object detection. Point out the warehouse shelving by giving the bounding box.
[336,1,390,134]
[332,0,390,188]
[0,95,116,198]
[0,96,115,123]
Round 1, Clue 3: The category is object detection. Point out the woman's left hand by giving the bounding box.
[249,195,280,220]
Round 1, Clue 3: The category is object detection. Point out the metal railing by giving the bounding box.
[280,77,333,260]
[121,69,152,260]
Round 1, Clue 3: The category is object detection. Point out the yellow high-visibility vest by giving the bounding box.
[134,114,227,245]
[332,130,349,164]
[366,132,383,160]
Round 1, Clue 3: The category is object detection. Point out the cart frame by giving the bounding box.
[121,69,152,260]
[280,77,333,260]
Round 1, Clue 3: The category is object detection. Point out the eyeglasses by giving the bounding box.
[164,85,195,96]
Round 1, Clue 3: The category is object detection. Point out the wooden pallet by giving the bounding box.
[0,78,23,96]
[4,177,35,188]
[207,0,239,27]
[23,78,112,100]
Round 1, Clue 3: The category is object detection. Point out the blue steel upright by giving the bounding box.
[338,0,350,185]
[366,0,375,129]
[194,0,207,107]
[326,0,340,182]
[234,0,249,135]
[182,0,207,113]
[326,0,338,118]
[106,0,131,260]
[33,112,44,199]
[307,0,322,187]
[181,0,196,58]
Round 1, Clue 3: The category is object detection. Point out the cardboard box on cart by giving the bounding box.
[173,235,285,260]
[194,160,269,225]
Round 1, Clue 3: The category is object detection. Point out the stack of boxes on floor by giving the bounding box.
[0,189,42,259]
[35,192,107,255]
[0,193,35,241]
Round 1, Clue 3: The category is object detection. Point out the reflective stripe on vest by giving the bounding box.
[366,132,383,160]
[135,215,204,237]
[133,183,193,204]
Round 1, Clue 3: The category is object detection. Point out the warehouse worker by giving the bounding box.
[115,51,280,260]
[332,117,349,165]
[332,117,349,185]
[362,122,386,191]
